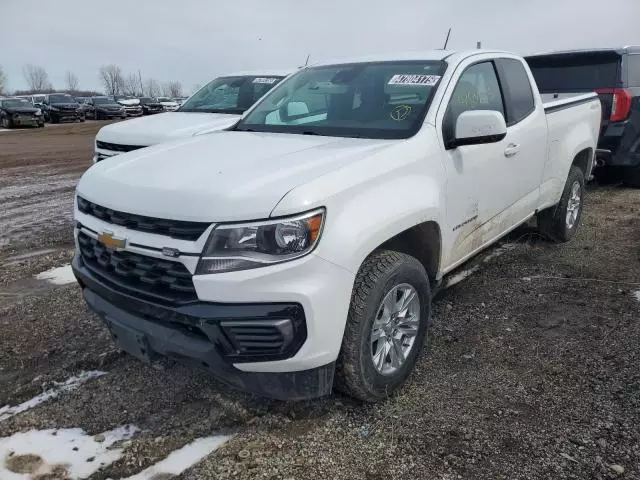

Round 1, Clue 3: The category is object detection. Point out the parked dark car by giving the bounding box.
[42,93,85,123]
[527,46,640,186]
[85,97,126,120]
[0,97,45,128]
[138,97,164,115]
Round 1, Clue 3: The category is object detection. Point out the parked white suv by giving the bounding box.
[156,97,180,112]
[93,70,291,162]
[73,50,600,401]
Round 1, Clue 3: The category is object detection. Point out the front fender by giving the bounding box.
[315,175,443,274]
[271,132,445,275]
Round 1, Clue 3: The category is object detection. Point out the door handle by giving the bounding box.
[504,143,520,158]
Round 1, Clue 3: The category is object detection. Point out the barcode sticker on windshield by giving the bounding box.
[388,74,441,86]
[253,77,279,84]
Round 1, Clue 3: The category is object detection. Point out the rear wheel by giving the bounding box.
[538,165,585,242]
[335,250,431,402]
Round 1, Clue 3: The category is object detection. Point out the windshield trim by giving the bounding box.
[235,60,447,140]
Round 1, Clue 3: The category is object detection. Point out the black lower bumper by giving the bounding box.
[72,254,333,400]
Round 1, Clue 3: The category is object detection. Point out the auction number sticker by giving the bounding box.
[253,77,279,84]
[388,74,441,86]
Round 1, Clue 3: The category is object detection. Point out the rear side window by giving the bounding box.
[526,52,621,92]
[496,58,535,125]
[627,54,640,87]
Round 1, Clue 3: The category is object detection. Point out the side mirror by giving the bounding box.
[449,110,507,149]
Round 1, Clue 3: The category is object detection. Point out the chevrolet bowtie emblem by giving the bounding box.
[97,231,126,250]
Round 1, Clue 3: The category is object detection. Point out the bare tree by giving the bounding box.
[23,64,51,92]
[143,78,160,97]
[65,71,79,92]
[166,81,183,98]
[0,66,6,95]
[123,73,141,96]
[99,64,124,98]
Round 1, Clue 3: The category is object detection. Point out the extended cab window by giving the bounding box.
[443,61,504,143]
[236,61,447,139]
[496,58,535,125]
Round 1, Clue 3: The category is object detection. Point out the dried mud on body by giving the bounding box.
[1,122,639,480]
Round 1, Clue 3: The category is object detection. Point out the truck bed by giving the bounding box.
[540,92,599,113]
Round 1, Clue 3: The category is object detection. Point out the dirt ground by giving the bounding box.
[0,123,639,479]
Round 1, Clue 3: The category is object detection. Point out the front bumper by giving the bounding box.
[51,111,83,121]
[12,115,42,126]
[72,253,338,399]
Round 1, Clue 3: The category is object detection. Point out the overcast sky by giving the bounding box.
[2,0,639,94]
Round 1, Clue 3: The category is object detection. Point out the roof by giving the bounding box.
[308,49,515,67]
[526,46,640,58]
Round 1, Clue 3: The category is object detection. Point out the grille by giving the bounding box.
[78,232,196,303]
[96,140,146,153]
[77,196,210,241]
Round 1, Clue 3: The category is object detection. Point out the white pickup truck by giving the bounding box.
[93,70,291,162]
[73,49,601,401]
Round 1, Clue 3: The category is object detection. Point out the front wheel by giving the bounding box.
[335,250,431,402]
[1,116,11,128]
[537,165,585,242]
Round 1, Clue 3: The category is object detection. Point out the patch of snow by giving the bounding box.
[633,290,640,303]
[35,264,75,285]
[0,371,106,422]
[123,435,233,480]
[0,425,138,479]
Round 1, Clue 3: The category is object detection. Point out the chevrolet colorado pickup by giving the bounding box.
[92,70,291,162]
[73,50,601,401]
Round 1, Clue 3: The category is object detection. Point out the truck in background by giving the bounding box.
[92,70,291,162]
[526,47,640,186]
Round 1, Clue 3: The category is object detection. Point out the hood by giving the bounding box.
[96,112,241,145]
[51,103,79,109]
[118,99,140,106]
[78,131,395,222]
[4,106,39,114]
[159,101,178,106]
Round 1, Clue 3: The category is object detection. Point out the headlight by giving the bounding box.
[35,109,42,115]
[49,106,59,111]
[196,209,325,274]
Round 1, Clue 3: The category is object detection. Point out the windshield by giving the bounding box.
[139,97,155,104]
[93,97,117,105]
[49,94,76,103]
[179,75,285,114]
[236,61,446,139]
[2,99,32,108]
[157,97,171,102]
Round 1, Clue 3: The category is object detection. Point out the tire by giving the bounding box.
[1,116,10,129]
[335,250,431,402]
[51,114,59,124]
[537,165,585,242]
[80,116,86,123]
[622,166,640,188]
